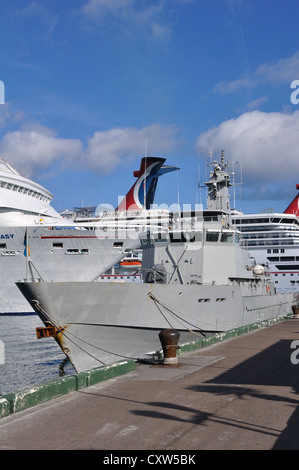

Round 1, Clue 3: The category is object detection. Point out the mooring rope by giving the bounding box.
[147,292,292,331]
[31,300,140,366]
[148,292,207,337]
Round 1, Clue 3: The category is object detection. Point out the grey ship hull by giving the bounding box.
[17,280,295,373]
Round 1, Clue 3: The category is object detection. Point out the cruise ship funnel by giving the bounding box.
[116,157,178,211]
[284,184,299,216]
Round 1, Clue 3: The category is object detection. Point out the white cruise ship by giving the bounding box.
[232,188,299,293]
[0,156,176,314]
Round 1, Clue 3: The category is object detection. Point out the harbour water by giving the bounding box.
[0,314,75,395]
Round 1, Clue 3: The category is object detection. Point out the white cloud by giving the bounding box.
[84,123,180,173]
[14,2,60,44]
[213,77,252,94]
[0,103,25,128]
[255,51,299,85]
[0,122,179,178]
[0,123,82,177]
[246,96,268,110]
[196,110,299,186]
[214,50,299,94]
[81,0,133,20]
[80,0,194,42]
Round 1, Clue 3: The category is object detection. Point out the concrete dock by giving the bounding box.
[1,318,299,451]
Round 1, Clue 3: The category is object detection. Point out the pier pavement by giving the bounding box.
[1,318,299,451]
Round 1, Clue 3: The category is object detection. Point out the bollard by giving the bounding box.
[292,305,299,317]
[159,329,180,365]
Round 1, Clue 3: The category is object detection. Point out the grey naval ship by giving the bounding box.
[17,154,297,372]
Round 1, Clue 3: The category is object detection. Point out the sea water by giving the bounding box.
[0,314,75,395]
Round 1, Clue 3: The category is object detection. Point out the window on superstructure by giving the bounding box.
[206,232,219,242]
[281,219,294,224]
[155,232,168,243]
[113,242,123,247]
[170,232,196,243]
[220,233,234,243]
[245,217,270,224]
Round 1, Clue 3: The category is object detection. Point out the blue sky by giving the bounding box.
[1,0,299,214]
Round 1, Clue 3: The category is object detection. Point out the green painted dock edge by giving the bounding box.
[177,314,292,355]
[0,359,135,419]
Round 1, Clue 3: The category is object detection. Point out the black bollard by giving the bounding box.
[292,305,299,317]
[159,329,180,365]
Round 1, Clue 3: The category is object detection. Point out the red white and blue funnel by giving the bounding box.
[116,157,178,211]
[284,184,299,216]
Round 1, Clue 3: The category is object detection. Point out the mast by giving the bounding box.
[204,151,232,226]
[144,140,147,209]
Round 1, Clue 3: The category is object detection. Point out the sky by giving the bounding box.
[1,0,299,214]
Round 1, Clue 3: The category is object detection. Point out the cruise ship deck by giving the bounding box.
[232,211,299,293]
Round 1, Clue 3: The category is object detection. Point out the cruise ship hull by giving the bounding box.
[16,280,295,373]
[1,225,140,314]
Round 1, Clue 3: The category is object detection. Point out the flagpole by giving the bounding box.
[25,228,28,280]
[144,140,147,209]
